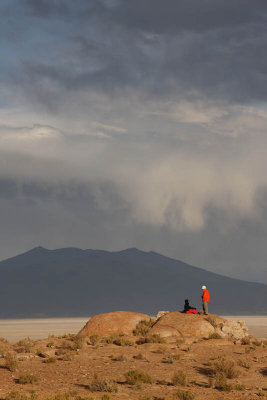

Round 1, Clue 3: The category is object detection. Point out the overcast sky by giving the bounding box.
[1,0,267,283]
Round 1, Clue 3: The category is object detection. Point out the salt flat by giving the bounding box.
[0,315,266,342]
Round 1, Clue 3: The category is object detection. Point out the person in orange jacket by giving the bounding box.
[201,285,210,315]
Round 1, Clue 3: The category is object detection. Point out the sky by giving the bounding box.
[1,0,267,284]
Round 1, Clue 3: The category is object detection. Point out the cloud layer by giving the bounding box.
[0,0,267,283]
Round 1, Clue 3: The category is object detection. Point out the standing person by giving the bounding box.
[201,285,210,315]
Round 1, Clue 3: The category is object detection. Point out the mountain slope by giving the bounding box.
[0,246,266,317]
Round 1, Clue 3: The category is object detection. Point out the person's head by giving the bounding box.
[202,285,206,290]
[185,299,189,304]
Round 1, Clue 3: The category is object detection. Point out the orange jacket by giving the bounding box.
[202,289,210,302]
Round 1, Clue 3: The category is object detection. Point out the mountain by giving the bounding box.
[0,246,266,318]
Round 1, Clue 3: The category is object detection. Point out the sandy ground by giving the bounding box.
[0,316,267,342]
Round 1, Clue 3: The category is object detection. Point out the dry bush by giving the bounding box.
[43,357,56,363]
[133,319,155,336]
[235,383,245,391]
[6,391,38,400]
[205,316,218,328]
[208,333,221,340]
[72,336,85,350]
[214,372,231,392]
[169,389,195,400]
[88,375,118,393]
[18,373,38,384]
[213,358,239,378]
[241,337,250,345]
[152,345,166,354]
[176,339,185,347]
[172,370,187,386]
[133,353,145,360]
[15,339,34,353]
[112,354,127,362]
[58,333,75,339]
[112,337,133,346]
[89,334,101,346]
[60,352,74,361]
[252,338,262,346]
[237,359,250,369]
[5,353,18,372]
[162,356,174,364]
[124,369,153,385]
[46,342,54,348]
[136,334,166,344]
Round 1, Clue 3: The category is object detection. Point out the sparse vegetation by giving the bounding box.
[214,372,231,392]
[235,383,245,391]
[172,370,187,386]
[208,333,221,339]
[88,374,118,392]
[18,373,38,384]
[136,334,166,344]
[6,391,38,400]
[237,359,250,369]
[213,357,239,378]
[112,354,127,361]
[5,352,18,372]
[43,357,56,363]
[169,389,195,400]
[89,334,101,346]
[124,369,153,385]
[133,319,155,336]
[133,353,146,360]
[241,337,250,345]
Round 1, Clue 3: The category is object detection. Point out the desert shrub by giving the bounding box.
[241,337,250,345]
[133,353,145,360]
[112,354,127,362]
[237,359,250,369]
[152,345,166,354]
[0,337,8,343]
[15,339,34,353]
[136,334,166,344]
[18,373,38,384]
[235,383,245,391]
[88,375,118,393]
[162,356,173,364]
[5,353,18,372]
[46,342,54,348]
[205,316,218,328]
[172,354,181,360]
[133,319,155,336]
[208,333,221,340]
[112,337,133,346]
[72,336,85,350]
[172,370,187,386]
[170,389,195,400]
[101,396,110,400]
[60,352,74,361]
[6,391,38,400]
[214,372,231,392]
[176,339,185,347]
[58,333,75,339]
[256,391,265,397]
[43,357,56,363]
[89,334,101,346]
[124,369,153,385]
[213,358,239,378]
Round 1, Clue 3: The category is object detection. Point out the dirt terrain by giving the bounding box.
[0,317,266,400]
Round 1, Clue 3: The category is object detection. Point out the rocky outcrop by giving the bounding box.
[149,312,215,338]
[77,311,150,337]
[149,312,248,340]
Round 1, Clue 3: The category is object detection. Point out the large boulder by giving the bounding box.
[77,311,150,337]
[149,312,215,338]
[149,312,248,340]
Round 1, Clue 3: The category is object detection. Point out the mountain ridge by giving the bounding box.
[1,246,266,318]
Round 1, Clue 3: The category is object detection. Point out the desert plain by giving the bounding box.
[0,313,266,400]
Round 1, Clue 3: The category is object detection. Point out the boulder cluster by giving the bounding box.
[78,310,248,341]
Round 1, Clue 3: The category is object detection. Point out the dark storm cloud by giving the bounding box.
[1,0,267,284]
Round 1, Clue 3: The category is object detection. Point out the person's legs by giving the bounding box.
[203,301,208,315]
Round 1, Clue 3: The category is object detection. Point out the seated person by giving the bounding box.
[182,299,198,314]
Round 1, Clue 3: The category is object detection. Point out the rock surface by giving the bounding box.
[149,312,215,338]
[149,312,248,340]
[77,311,150,337]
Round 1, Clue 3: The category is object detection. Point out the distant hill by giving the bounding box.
[0,246,266,317]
